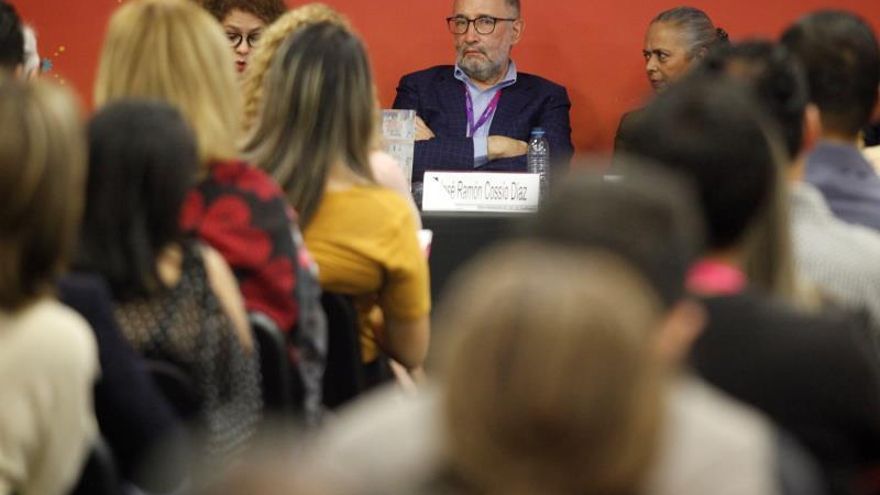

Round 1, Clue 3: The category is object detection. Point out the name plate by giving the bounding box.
[421,171,540,213]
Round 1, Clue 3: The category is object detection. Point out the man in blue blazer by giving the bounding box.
[393,0,574,184]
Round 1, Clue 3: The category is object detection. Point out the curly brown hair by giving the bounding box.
[199,0,286,24]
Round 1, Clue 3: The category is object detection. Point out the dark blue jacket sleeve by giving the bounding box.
[540,84,574,171]
[393,74,475,181]
[58,274,190,491]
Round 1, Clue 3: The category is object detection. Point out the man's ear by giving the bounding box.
[802,103,822,152]
[13,63,23,79]
[696,46,709,60]
[653,298,705,365]
[510,19,524,45]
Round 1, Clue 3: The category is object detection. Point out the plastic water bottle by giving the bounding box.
[527,127,550,200]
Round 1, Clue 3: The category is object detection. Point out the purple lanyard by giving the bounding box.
[464,86,503,137]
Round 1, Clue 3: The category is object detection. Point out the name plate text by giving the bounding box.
[421,171,539,213]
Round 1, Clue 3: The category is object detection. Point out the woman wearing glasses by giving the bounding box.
[200,0,286,74]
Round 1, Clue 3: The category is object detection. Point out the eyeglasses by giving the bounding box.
[446,15,518,35]
[226,32,261,49]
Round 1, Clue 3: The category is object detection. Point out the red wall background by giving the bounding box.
[16,0,880,153]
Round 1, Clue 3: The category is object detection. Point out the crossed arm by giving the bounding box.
[394,74,573,178]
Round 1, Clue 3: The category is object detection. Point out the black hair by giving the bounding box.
[701,41,809,161]
[528,164,704,308]
[781,10,880,137]
[653,6,729,59]
[0,1,23,70]
[78,100,198,300]
[625,75,779,250]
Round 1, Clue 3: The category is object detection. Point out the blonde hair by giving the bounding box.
[0,77,85,310]
[437,242,666,495]
[741,124,806,305]
[242,22,376,226]
[94,0,239,165]
[240,3,350,133]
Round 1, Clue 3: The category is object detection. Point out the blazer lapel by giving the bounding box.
[490,76,533,136]
[436,70,468,137]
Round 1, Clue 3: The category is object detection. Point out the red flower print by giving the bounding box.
[211,161,245,185]
[196,195,273,268]
[179,190,205,231]
[234,167,284,202]
[240,256,297,331]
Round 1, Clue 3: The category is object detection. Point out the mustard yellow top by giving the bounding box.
[304,185,430,362]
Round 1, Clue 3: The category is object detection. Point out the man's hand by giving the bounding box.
[488,135,528,160]
[415,116,435,141]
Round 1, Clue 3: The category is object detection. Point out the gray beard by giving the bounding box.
[459,58,503,84]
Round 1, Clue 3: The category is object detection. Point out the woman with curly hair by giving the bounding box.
[241,4,420,225]
[240,3,349,132]
[200,0,287,74]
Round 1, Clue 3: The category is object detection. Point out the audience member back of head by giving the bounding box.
[93,0,327,423]
[530,165,703,310]
[77,99,263,462]
[700,40,880,359]
[782,11,880,231]
[436,242,666,495]
[0,75,99,495]
[0,1,23,75]
[626,73,880,494]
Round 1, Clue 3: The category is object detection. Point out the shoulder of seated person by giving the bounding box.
[516,71,569,91]
[198,243,234,277]
[10,299,98,365]
[369,152,409,190]
[402,65,455,80]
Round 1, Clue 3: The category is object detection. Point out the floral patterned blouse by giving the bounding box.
[180,159,325,421]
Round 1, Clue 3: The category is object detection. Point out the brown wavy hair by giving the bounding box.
[199,0,286,24]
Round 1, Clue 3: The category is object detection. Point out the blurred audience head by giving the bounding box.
[532,165,703,309]
[240,3,350,132]
[94,0,239,164]
[627,76,780,251]
[626,75,798,298]
[78,100,198,300]
[21,24,38,80]
[702,41,812,163]
[243,22,376,226]
[0,0,23,74]
[644,6,728,92]
[200,0,287,75]
[0,76,84,310]
[781,10,880,140]
[195,442,330,495]
[437,241,667,495]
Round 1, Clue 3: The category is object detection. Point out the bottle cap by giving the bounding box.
[530,127,546,137]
